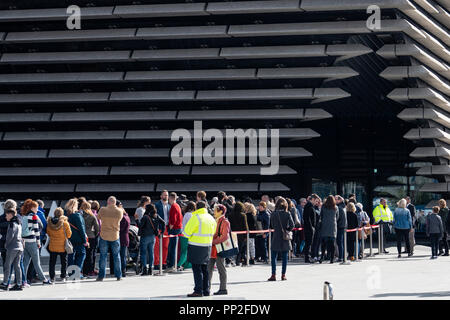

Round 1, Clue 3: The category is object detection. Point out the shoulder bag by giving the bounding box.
[216,219,239,258]
[62,222,74,254]
[277,211,293,241]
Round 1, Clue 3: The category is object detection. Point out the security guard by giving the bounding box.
[372,198,393,253]
[183,201,217,297]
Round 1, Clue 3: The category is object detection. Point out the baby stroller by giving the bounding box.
[127,225,141,274]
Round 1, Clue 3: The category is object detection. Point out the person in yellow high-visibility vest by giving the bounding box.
[183,201,217,297]
[372,198,393,253]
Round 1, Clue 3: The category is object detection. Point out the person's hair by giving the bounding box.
[197,201,206,209]
[233,201,245,215]
[310,193,320,200]
[299,198,306,203]
[54,207,64,218]
[91,200,100,212]
[335,195,344,203]
[196,191,206,200]
[21,199,39,215]
[80,201,94,216]
[5,208,16,216]
[346,202,356,213]
[356,203,363,211]
[275,197,288,211]
[36,199,44,208]
[107,196,117,205]
[348,198,356,204]
[228,195,235,203]
[380,198,386,203]
[397,199,407,209]
[169,192,177,199]
[138,196,151,207]
[161,190,168,195]
[244,202,257,216]
[3,199,17,211]
[214,204,227,216]
[185,201,196,213]
[286,198,294,209]
[217,191,226,201]
[433,206,440,213]
[349,193,356,199]
[439,199,446,208]
[64,198,78,214]
[323,195,336,210]
[259,201,267,209]
[144,203,157,216]
[77,197,87,207]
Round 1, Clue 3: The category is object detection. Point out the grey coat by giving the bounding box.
[320,207,339,238]
[426,213,443,237]
[270,210,294,252]
[5,219,23,252]
[337,203,347,229]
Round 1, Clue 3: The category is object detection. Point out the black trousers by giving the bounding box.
[83,237,97,274]
[439,232,449,254]
[236,239,247,265]
[49,251,67,279]
[347,233,356,257]
[304,231,314,262]
[192,263,209,295]
[395,228,410,254]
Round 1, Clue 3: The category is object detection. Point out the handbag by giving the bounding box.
[277,211,293,241]
[216,220,239,258]
[62,223,73,254]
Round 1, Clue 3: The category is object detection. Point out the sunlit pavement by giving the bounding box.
[1,244,448,300]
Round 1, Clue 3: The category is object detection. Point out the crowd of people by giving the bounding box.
[0,191,448,296]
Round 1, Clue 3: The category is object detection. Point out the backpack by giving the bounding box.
[21,214,34,238]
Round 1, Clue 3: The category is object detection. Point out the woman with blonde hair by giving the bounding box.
[244,202,258,265]
[438,199,449,256]
[393,199,413,258]
[346,202,358,261]
[47,207,72,282]
[80,201,99,277]
[64,198,88,278]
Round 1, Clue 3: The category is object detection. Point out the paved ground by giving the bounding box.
[0,243,448,300]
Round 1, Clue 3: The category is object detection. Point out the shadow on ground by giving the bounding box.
[372,291,450,298]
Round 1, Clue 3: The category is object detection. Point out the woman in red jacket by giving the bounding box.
[207,204,229,296]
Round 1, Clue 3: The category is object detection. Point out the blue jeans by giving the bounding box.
[68,244,86,277]
[120,246,127,276]
[140,234,155,268]
[271,250,288,275]
[23,242,46,281]
[337,229,345,260]
[167,229,182,268]
[98,238,121,279]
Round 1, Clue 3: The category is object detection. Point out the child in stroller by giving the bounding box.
[127,225,141,274]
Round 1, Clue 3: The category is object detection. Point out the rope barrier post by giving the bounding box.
[354,229,360,262]
[268,230,272,264]
[380,223,385,254]
[155,233,166,276]
[361,228,365,259]
[246,230,250,267]
[173,235,179,273]
[377,224,381,255]
[369,225,373,257]
[340,229,350,265]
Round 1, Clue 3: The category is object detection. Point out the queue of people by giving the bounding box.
[0,192,448,295]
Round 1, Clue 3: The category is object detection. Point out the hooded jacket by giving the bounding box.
[5,216,23,252]
[47,215,72,253]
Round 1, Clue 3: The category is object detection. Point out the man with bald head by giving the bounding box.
[97,196,124,281]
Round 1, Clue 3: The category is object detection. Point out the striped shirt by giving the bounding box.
[22,213,41,246]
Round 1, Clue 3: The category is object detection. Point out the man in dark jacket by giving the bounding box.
[405,196,416,255]
[335,195,347,262]
[303,194,320,263]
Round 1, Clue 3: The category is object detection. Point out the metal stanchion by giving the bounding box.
[380,223,385,254]
[340,229,350,265]
[361,228,365,259]
[377,224,381,255]
[246,230,250,267]
[155,233,166,276]
[354,229,361,262]
[173,235,179,273]
[323,282,334,300]
[369,226,373,257]
[268,230,272,263]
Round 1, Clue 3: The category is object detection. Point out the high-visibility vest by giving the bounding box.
[183,207,217,247]
[372,204,393,223]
